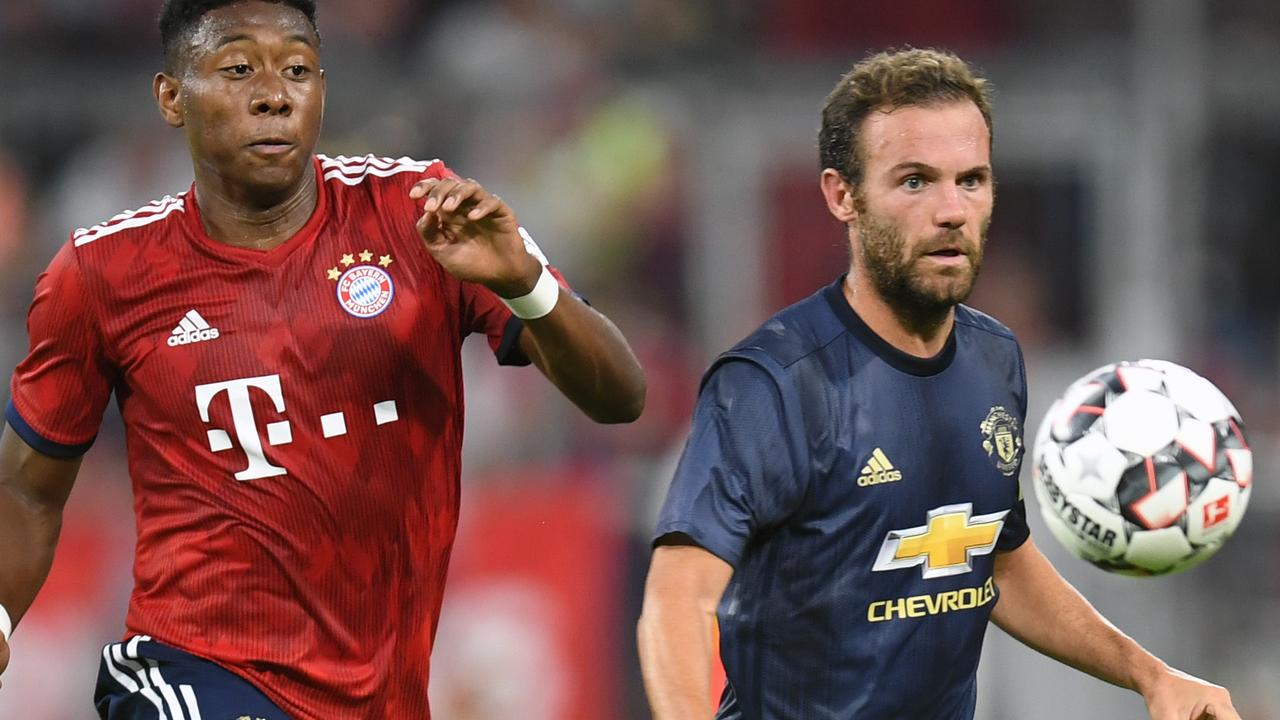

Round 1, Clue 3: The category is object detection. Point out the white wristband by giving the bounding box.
[0,604,11,644]
[501,264,560,320]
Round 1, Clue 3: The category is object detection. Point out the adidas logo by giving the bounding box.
[168,310,221,347]
[857,448,904,487]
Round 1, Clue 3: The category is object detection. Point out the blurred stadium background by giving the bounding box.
[1,0,1277,717]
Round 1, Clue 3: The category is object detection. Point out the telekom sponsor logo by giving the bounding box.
[195,374,401,481]
[195,375,291,481]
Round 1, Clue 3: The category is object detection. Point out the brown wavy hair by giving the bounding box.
[819,48,993,186]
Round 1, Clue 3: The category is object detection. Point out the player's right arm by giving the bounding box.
[0,428,84,686]
[0,241,114,686]
[638,539,732,719]
[637,357,810,719]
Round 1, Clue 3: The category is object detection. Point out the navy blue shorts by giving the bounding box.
[95,636,290,720]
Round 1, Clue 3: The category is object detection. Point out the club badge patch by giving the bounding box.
[328,250,395,318]
[980,406,1023,476]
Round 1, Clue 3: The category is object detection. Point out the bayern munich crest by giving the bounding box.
[336,264,394,318]
[328,250,395,318]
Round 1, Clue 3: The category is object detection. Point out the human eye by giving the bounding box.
[221,63,252,77]
[901,174,925,191]
[285,64,311,79]
[959,172,987,190]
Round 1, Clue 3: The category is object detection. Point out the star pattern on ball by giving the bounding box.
[359,249,374,263]
[1032,359,1252,576]
[379,254,394,268]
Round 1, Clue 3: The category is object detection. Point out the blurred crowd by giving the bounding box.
[1,1,1278,718]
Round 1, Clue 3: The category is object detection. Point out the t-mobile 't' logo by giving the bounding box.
[195,374,291,481]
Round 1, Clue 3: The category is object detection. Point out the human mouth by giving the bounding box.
[247,138,295,156]
[920,245,969,266]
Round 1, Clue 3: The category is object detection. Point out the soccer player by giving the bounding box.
[637,48,1239,720]
[0,1,645,718]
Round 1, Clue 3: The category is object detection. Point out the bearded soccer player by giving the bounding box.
[636,49,1238,720]
[0,1,645,718]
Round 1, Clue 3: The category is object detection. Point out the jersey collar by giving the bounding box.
[181,156,329,267]
[823,275,957,377]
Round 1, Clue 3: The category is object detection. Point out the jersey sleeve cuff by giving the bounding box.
[494,291,591,367]
[653,521,743,569]
[996,528,1031,553]
[4,399,96,459]
[496,316,532,366]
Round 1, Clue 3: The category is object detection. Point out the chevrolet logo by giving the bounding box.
[872,503,1009,579]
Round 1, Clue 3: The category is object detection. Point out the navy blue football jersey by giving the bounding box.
[655,277,1030,720]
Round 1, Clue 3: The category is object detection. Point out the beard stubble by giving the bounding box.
[855,209,989,327]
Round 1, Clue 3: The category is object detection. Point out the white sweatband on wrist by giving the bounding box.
[501,264,560,320]
[0,604,12,643]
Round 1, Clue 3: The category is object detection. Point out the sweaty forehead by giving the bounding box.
[185,2,318,57]
[860,101,990,170]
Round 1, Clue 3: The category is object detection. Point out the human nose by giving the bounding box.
[250,72,291,116]
[933,184,966,229]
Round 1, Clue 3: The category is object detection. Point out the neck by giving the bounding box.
[193,161,318,251]
[842,271,954,358]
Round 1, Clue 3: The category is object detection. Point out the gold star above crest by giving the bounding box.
[359,249,374,263]
[379,254,394,268]
[340,253,355,267]
[327,267,340,281]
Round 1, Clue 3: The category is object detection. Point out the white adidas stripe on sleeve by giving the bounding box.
[74,195,188,247]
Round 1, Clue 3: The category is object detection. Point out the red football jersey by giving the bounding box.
[7,155,564,719]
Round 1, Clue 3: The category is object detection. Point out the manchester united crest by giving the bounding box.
[328,249,395,318]
[980,406,1023,476]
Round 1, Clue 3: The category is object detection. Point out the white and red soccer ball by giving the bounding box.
[1031,360,1252,575]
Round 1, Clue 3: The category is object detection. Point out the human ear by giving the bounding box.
[154,73,185,129]
[820,168,858,223]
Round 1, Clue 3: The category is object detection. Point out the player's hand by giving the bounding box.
[1143,666,1240,720]
[409,177,541,298]
[0,633,9,689]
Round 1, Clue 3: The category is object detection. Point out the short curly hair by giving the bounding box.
[159,0,319,71]
[819,47,993,187]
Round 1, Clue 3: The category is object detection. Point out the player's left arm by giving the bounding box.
[409,177,645,423]
[991,537,1240,720]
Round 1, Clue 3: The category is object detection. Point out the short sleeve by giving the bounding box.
[653,358,809,568]
[998,340,1031,550]
[7,242,114,458]
[1014,341,1029,418]
[997,497,1030,551]
[460,248,571,368]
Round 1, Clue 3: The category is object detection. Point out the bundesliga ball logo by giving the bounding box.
[1031,360,1253,576]
[337,265,395,318]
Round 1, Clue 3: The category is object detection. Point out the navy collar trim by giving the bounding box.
[822,276,957,377]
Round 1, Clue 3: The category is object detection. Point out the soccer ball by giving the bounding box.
[1031,360,1253,575]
